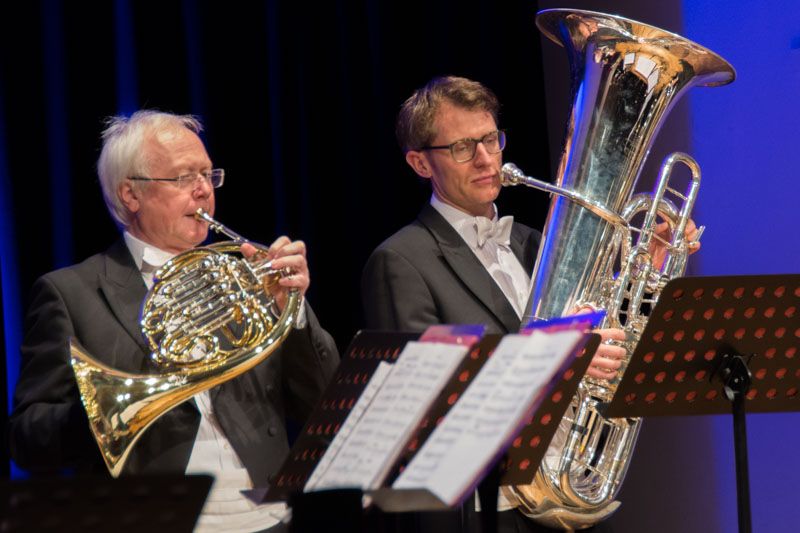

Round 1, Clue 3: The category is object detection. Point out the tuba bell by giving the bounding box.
[71,209,301,477]
[500,9,734,529]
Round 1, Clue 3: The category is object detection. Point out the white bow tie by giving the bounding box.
[474,216,513,248]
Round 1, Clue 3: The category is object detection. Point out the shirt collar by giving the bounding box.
[123,231,176,273]
[430,194,502,248]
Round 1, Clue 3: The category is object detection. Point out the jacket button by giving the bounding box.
[268,426,278,436]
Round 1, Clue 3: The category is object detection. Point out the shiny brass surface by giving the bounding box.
[71,211,300,477]
[500,8,734,529]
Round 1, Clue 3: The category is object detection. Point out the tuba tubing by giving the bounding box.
[500,8,734,530]
[501,162,628,227]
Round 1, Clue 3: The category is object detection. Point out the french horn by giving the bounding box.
[500,9,735,529]
[71,209,301,477]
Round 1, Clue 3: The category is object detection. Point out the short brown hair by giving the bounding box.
[396,76,500,153]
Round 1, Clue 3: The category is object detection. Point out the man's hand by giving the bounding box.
[586,328,626,380]
[567,306,626,380]
[649,218,702,270]
[241,237,309,311]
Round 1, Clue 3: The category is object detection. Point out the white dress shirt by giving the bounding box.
[428,197,531,512]
[123,232,288,532]
[430,195,531,318]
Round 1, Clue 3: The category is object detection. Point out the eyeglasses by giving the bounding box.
[128,169,225,189]
[420,130,506,163]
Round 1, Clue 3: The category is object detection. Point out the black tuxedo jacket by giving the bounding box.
[10,239,338,486]
[362,204,541,334]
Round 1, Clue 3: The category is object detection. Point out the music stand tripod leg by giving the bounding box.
[719,353,753,533]
[477,456,503,533]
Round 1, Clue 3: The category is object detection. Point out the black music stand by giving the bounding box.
[0,474,213,532]
[606,274,800,533]
[372,332,601,533]
[270,328,599,533]
[263,330,420,503]
[257,331,418,533]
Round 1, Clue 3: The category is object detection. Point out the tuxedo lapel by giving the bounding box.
[510,222,538,276]
[418,205,520,333]
[97,240,200,421]
[98,240,150,360]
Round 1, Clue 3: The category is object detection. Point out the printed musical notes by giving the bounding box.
[394,330,582,505]
[305,342,468,491]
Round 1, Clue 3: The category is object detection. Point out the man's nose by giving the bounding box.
[472,141,494,166]
[193,175,213,197]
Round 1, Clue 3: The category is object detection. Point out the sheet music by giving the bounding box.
[304,361,393,492]
[393,330,582,506]
[307,341,468,491]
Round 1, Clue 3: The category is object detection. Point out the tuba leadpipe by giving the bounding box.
[71,210,301,477]
[500,9,734,529]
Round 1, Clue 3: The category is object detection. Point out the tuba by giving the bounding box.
[71,209,301,477]
[500,9,735,529]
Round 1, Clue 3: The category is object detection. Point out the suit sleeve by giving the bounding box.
[280,301,340,422]
[8,276,102,473]
[361,246,440,332]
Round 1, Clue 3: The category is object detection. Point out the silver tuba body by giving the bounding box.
[500,9,734,529]
[71,210,300,477]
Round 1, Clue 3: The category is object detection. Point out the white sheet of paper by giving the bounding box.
[307,341,468,491]
[393,330,582,506]
[304,361,394,492]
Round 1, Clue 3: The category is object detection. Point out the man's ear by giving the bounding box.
[405,150,433,179]
[118,181,140,214]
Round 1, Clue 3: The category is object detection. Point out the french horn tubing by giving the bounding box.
[71,209,301,477]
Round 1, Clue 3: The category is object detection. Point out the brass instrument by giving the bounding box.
[71,209,300,477]
[500,9,735,529]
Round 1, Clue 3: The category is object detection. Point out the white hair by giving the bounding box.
[97,110,203,228]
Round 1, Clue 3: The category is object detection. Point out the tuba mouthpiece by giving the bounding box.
[500,162,525,186]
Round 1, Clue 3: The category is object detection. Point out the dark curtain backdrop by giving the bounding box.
[0,0,551,474]
[1,0,551,349]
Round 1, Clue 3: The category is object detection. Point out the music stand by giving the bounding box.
[381,333,603,488]
[263,330,419,503]
[0,474,213,532]
[606,274,800,533]
[268,328,600,533]
[317,331,599,519]
[372,332,600,533]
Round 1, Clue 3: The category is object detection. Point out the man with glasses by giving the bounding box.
[361,76,625,532]
[10,110,339,532]
[362,76,546,336]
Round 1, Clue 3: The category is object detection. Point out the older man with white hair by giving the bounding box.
[10,110,339,532]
